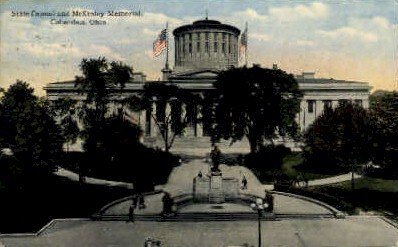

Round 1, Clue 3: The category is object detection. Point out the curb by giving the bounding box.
[271,191,345,218]
[93,190,163,218]
[0,218,91,237]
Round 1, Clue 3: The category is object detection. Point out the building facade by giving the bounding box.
[45,19,371,152]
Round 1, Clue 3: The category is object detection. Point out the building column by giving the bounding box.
[181,103,187,137]
[315,100,324,118]
[196,105,203,137]
[299,100,306,132]
[332,100,339,109]
[139,110,146,135]
[165,101,172,136]
[150,102,157,137]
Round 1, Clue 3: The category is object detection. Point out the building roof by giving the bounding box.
[173,19,241,36]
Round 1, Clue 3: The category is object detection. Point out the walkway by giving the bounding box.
[55,167,133,188]
[54,159,362,189]
[99,159,338,217]
[101,192,333,216]
[306,172,362,187]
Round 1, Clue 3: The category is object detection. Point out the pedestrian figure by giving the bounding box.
[132,192,138,208]
[210,145,221,172]
[128,203,135,222]
[138,193,146,209]
[241,175,248,190]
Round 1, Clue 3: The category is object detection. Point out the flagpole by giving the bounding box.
[245,22,248,67]
[165,22,169,69]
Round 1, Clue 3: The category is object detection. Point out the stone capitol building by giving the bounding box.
[45,18,371,153]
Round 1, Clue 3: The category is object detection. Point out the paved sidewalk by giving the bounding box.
[55,167,133,188]
[305,173,362,187]
[54,160,362,190]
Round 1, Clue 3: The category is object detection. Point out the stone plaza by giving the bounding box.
[1,159,397,246]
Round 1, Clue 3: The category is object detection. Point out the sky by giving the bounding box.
[0,0,397,96]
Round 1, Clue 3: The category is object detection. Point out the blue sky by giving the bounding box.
[1,0,397,95]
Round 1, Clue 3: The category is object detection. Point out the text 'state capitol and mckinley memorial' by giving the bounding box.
[44,18,371,153]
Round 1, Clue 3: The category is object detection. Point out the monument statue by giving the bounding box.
[210,145,221,173]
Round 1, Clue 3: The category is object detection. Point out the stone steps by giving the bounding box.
[97,212,335,222]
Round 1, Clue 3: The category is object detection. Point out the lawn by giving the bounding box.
[0,175,131,233]
[332,177,398,193]
[281,153,345,180]
[284,176,398,218]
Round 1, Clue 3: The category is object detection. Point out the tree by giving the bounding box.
[51,98,80,152]
[0,81,63,177]
[369,90,398,174]
[304,102,371,178]
[127,82,199,152]
[74,57,133,154]
[207,65,302,153]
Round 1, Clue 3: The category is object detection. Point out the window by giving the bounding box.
[197,41,200,52]
[222,43,226,53]
[307,100,314,113]
[189,43,192,53]
[323,100,332,109]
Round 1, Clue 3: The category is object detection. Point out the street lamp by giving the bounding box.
[250,198,268,247]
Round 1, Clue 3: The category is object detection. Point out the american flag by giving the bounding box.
[153,29,167,57]
[239,27,247,59]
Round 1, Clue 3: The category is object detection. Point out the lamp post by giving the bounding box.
[250,198,268,247]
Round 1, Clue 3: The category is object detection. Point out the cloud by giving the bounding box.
[251,33,271,42]
[295,40,315,47]
[372,16,390,29]
[269,2,329,21]
[84,44,126,61]
[234,8,267,21]
[317,27,378,43]
[20,43,82,57]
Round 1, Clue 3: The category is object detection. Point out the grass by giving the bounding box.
[0,175,131,233]
[331,177,398,193]
[285,176,398,218]
[281,153,345,180]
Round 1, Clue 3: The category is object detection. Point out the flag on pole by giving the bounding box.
[153,29,167,57]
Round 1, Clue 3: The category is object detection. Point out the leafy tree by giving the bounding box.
[304,102,371,174]
[127,82,199,152]
[51,98,80,152]
[207,65,302,153]
[74,57,133,153]
[0,81,63,178]
[369,90,398,173]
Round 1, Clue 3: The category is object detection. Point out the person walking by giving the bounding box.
[128,203,135,222]
[241,175,248,190]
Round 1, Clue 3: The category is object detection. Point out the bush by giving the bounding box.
[244,144,291,170]
[243,144,291,182]
[62,144,180,192]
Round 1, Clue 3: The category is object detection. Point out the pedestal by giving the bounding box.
[209,174,225,203]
